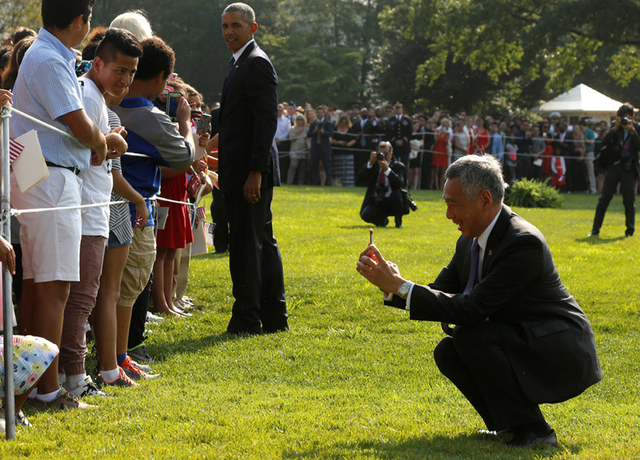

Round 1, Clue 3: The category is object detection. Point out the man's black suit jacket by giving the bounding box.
[218,41,280,193]
[355,158,406,214]
[307,118,334,151]
[600,121,640,175]
[363,118,385,151]
[387,205,602,404]
[386,115,413,156]
[553,131,574,158]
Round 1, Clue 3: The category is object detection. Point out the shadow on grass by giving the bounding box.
[283,431,580,459]
[339,224,402,230]
[148,332,244,362]
[193,252,229,260]
[576,236,626,244]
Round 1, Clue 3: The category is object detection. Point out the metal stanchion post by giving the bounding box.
[1,104,15,440]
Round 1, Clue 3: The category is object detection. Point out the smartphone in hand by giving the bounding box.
[368,228,377,262]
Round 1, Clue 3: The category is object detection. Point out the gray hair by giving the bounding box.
[110,10,153,41]
[378,141,393,154]
[445,155,506,203]
[223,2,255,23]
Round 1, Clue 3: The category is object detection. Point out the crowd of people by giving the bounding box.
[1,1,221,431]
[271,103,619,196]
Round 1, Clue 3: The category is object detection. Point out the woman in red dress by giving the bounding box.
[153,169,195,317]
[474,116,490,154]
[431,118,451,190]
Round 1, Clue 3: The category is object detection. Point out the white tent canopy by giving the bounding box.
[530,84,623,122]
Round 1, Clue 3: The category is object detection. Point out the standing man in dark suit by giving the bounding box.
[218,2,288,335]
[590,103,640,237]
[386,103,412,168]
[357,155,602,447]
[308,105,334,185]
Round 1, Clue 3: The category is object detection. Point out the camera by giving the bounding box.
[407,195,418,212]
[621,116,632,126]
[376,151,385,161]
[400,189,419,212]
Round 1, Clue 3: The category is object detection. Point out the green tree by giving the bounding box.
[261,0,394,107]
[379,0,640,114]
[0,0,40,38]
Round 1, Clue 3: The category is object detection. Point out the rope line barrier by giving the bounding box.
[10,195,195,216]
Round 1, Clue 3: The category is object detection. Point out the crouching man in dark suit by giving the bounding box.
[356,141,407,228]
[356,155,602,447]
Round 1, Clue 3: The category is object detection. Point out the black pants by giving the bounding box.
[591,162,637,235]
[433,322,545,431]
[128,274,152,350]
[310,143,332,185]
[360,191,404,227]
[210,186,229,253]
[225,186,288,334]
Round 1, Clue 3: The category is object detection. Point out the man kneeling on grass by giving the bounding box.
[357,155,602,447]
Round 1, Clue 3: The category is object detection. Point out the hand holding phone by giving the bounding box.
[368,228,377,263]
[167,91,183,122]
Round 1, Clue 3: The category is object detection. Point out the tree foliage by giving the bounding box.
[3,0,639,113]
[0,0,40,37]
[379,0,640,112]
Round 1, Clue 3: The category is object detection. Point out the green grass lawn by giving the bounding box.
[3,186,640,459]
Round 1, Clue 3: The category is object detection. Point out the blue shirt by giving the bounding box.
[491,132,504,161]
[113,97,194,226]
[11,28,90,169]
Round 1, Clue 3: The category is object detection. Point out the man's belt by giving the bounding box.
[45,161,80,175]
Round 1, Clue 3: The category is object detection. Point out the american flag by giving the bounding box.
[196,206,206,221]
[9,138,24,164]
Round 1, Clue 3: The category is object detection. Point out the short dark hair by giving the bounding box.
[1,36,36,90]
[617,103,635,118]
[42,0,95,29]
[81,26,108,60]
[223,3,255,23]
[11,27,37,45]
[94,28,142,64]
[134,36,175,81]
[0,45,11,71]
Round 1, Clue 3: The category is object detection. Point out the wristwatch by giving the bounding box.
[397,281,413,299]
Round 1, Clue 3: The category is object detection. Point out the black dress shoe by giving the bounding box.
[227,318,262,336]
[506,428,557,447]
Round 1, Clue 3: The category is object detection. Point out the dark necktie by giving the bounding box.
[227,56,235,74]
[442,239,480,336]
[463,239,480,294]
[375,168,386,204]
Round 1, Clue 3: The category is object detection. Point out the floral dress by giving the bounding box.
[1,335,59,396]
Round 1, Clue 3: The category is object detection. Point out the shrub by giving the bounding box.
[504,178,563,208]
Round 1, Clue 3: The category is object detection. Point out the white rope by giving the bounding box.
[11,199,128,216]
[10,195,195,216]
[154,196,195,207]
[9,106,156,159]
[9,107,82,144]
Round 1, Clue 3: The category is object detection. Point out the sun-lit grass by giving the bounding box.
[2,185,639,459]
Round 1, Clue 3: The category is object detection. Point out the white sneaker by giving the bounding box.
[146,311,163,323]
[65,376,107,398]
[0,407,31,429]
